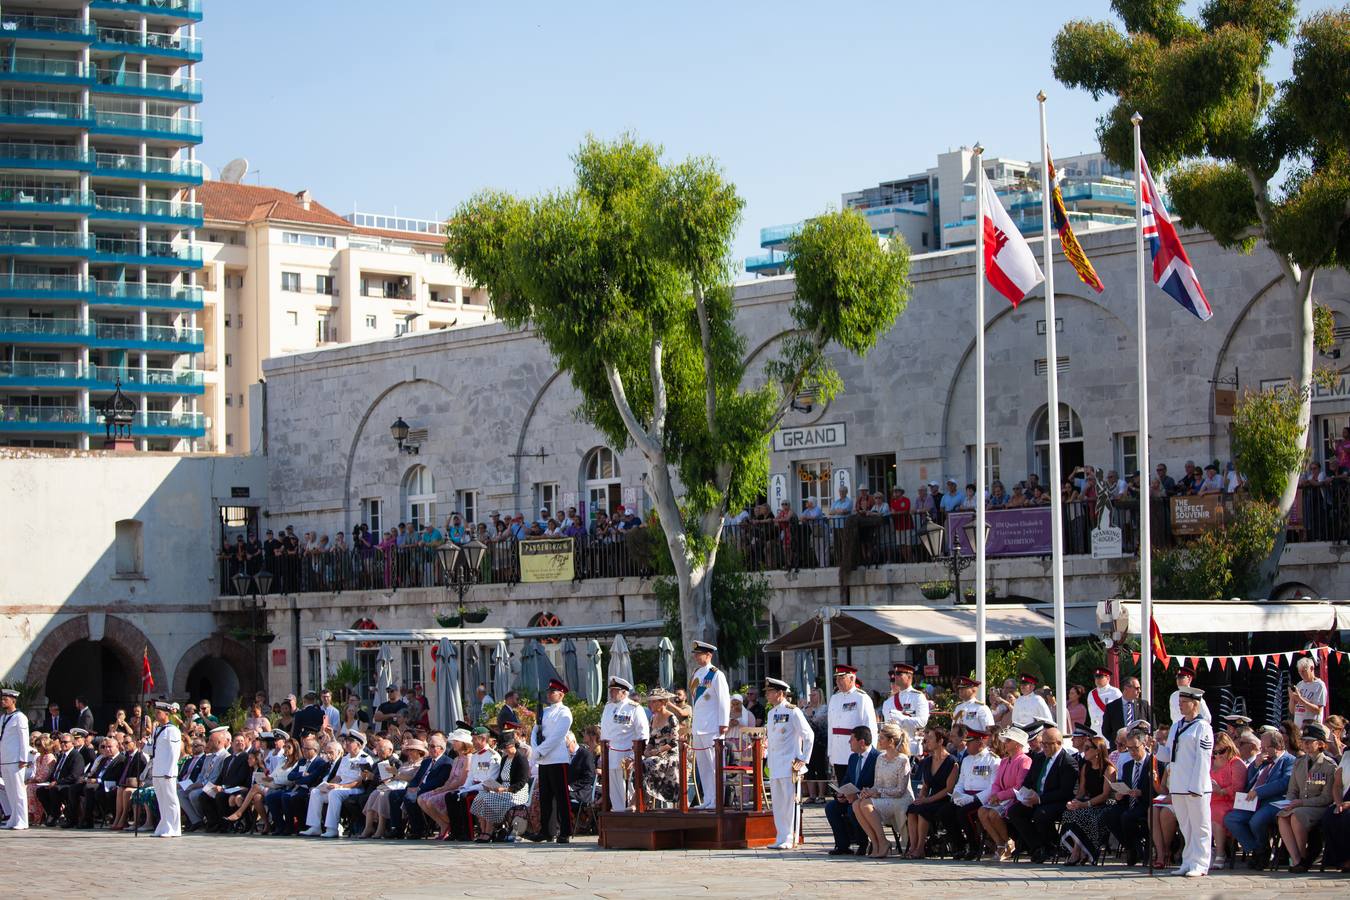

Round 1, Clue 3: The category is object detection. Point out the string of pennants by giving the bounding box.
[1129,645,1344,672]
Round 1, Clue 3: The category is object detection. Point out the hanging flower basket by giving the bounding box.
[436,614,462,628]
[461,608,489,624]
[919,580,953,601]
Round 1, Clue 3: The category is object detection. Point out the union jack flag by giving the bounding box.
[1140,153,1212,321]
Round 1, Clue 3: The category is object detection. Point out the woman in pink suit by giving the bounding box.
[1209,731,1247,867]
[977,726,1033,861]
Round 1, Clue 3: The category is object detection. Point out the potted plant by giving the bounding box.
[461,607,489,624]
[436,612,462,628]
[962,585,996,603]
[919,580,952,600]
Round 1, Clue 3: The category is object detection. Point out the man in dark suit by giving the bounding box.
[204,733,252,832]
[393,732,451,838]
[824,726,880,855]
[1224,730,1296,869]
[74,697,95,734]
[292,692,325,738]
[1103,732,1154,864]
[41,703,63,736]
[35,733,82,825]
[72,737,117,827]
[1109,677,1153,736]
[1007,726,1079,862]
[265,738,330,835]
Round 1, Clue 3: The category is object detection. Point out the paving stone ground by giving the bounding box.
[2,806,1341,898]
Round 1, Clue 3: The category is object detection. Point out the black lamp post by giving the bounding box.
[232,569,273,692]
[390,416,418,454]
[919,518,991,603]
[436,539,487,625]
[98,378,136,448]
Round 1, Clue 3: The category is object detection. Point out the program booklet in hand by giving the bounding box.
[835,783,859,800]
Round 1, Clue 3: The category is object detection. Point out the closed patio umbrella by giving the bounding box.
[492,640,511,701]
[562,639,581,699]
[657,636,675,690]
[796,649,817,702]
[583,639,604,705]
[375,643,396,701]
[608,634,633,686]
[435,638,461,729]
[520,639,547,698]
[465,642,483,719]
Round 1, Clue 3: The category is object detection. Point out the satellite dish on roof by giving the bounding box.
[220,158,248,184]
[199,162,214,182]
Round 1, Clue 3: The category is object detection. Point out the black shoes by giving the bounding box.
[556,836,570,844]
[828,847,853,856]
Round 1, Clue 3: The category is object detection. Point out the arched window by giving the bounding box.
[114,519,143,575]
[401,465,435,530]
[583,447,621,522]
[1031,404,1085,486]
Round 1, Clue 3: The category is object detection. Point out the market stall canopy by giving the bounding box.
[764,604,1092,652]
[1096,600,1350,636]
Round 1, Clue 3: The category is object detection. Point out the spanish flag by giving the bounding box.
[1048,156,1104,293]
[1149,616,1170,669]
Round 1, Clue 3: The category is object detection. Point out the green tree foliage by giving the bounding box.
[653,541,770,679]
[1233,384,1309,502]
[1053,2,1350,528]
[983,637,1105,694]
[446,135,910,656]
[1118,500,1281,599]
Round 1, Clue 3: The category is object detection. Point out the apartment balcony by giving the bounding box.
[0,361,200,394]
[90,279,203,309]
[0,185,95,215]
[0,404,207,437]
[0,14,94,44]
[0,316,205,352]
[0,227,91,257]
[91,194,203,226]
[0,142,93,175]
[91,110,202,143]
[90,0,204,23]
[745,253,790,275]
[759,221,803,248]
[0,56,93,87]
[0,98,95,129]
[92,26,203,62]
[0,272,88,300]
[93,69,202,102]
[92,235,202,268]
[92,151,202,184]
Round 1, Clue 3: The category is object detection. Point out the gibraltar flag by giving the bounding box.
[981,176,1044,305]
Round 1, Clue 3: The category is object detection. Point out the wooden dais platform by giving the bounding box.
[598,808,777,850]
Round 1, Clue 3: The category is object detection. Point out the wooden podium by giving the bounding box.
[596,737,779,850]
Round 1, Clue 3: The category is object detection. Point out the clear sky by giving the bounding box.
[198,1,1298,263]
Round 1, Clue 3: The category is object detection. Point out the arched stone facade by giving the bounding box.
[171,634,255,700]
[25,615,167,702]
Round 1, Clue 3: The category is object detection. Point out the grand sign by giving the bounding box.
[772,422,846,452]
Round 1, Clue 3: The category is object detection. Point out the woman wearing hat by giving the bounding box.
[978,726,1033,861]
[1275,721,1339,872]
[640,689,683,808]
[420,729,472,840]
[358,738,427,839]
[470,730,530,840]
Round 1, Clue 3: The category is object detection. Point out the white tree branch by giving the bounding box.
[604,362,661,460]
[649,335,667,443]
[693,281,718,434]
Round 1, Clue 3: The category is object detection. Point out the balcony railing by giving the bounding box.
[0,56,90,81]
[91,0,203,18]
[93,151,202,180]
[0,142,91,167]
[0,405,88,427]
[94,69,201,98]
[0,15,93,39]
[0,316,203,347]
[0,360,80,379]
[93,26,202,57]
[0,99,92,124]
[0,185,94,210]
[0,404,206,432]
[0,228,90,251]
[93,110,201,137]
[89,364,203,387]
[91,279,202,304]
[92,235,201,262]
[92,194,203,220]
[0,272,86,293]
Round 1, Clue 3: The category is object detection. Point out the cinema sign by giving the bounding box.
[772,422,847,452]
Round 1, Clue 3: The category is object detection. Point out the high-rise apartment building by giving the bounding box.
[197,181,491,453]
[0,0,205,451]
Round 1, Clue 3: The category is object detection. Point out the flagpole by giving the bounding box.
[973,143,988,702]
[1133,111,1154,710]
[1037,92,1068,733]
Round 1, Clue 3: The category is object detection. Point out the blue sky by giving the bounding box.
[199,1,1298,262]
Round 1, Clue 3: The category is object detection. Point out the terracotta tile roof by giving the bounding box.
[199,181,351,229]
[353,225,447,245]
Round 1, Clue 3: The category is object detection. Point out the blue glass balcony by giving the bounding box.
[91,194,203,226]
[0,272,89,300]
[759,221,803,247]
[0,143,94,174]
[92,235,202,267]
[91,152,202,184]
[0,316,205,352]
[0,15,94,44]
[0,186,95,215]
[93,69,202,102]
[745,253,790,274]
[0,404,207,437]
[0,57,93,87]
[90,0,203,22]
[0,228,91,257]
[92,26,202,61]
[91,110,202,142]
[0,99,95,129]
[0,358,206,393]
[90,279,203,309]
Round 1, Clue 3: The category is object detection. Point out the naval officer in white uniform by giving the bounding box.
[688,641,730,809]
[763,677,812,849]
[1166,686,1214,877]
[149,700,183,837]
[599,675,649,811]
[0,688,30,830]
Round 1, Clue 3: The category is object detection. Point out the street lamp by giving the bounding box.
[390,416,418,454]
[919,519,991,603]
[232,569,273,693]
[437,539,488,625]
[99,378,136,449]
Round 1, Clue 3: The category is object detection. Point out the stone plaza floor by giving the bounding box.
[2,806,1342,898]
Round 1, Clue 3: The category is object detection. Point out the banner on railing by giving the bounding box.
[1170,494,1226,535]
[948,507,1052,556]
[519,538,575,583]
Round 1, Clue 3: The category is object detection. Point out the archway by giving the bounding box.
[582,447,621,522]
[184,657,241,710]
[23,615,167,717]
[172,635,255,705]
[1030,403,1085,487]
[43,640,136,727]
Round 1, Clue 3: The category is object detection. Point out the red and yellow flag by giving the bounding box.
[1149,616,1169,669]
[1048,156,1104,293]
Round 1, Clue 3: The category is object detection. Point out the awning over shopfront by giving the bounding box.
[764,604,1093,653]
[1093,600,1350,636]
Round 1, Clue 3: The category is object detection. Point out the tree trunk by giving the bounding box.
[645,459,718,658]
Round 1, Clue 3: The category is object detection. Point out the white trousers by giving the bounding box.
[1171,792,1212,875]
[0,763,28,829]
[693,733,717,808]
[153,776,180,837]
[307,786,360,832]
[607,753,630,811]
[770,777,799,846]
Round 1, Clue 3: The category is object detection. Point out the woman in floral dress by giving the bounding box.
[641,689,686,808]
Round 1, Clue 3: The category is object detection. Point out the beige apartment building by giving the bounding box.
[196,181,489,452]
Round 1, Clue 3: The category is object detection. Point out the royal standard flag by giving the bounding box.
[1047,157,1104,293]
